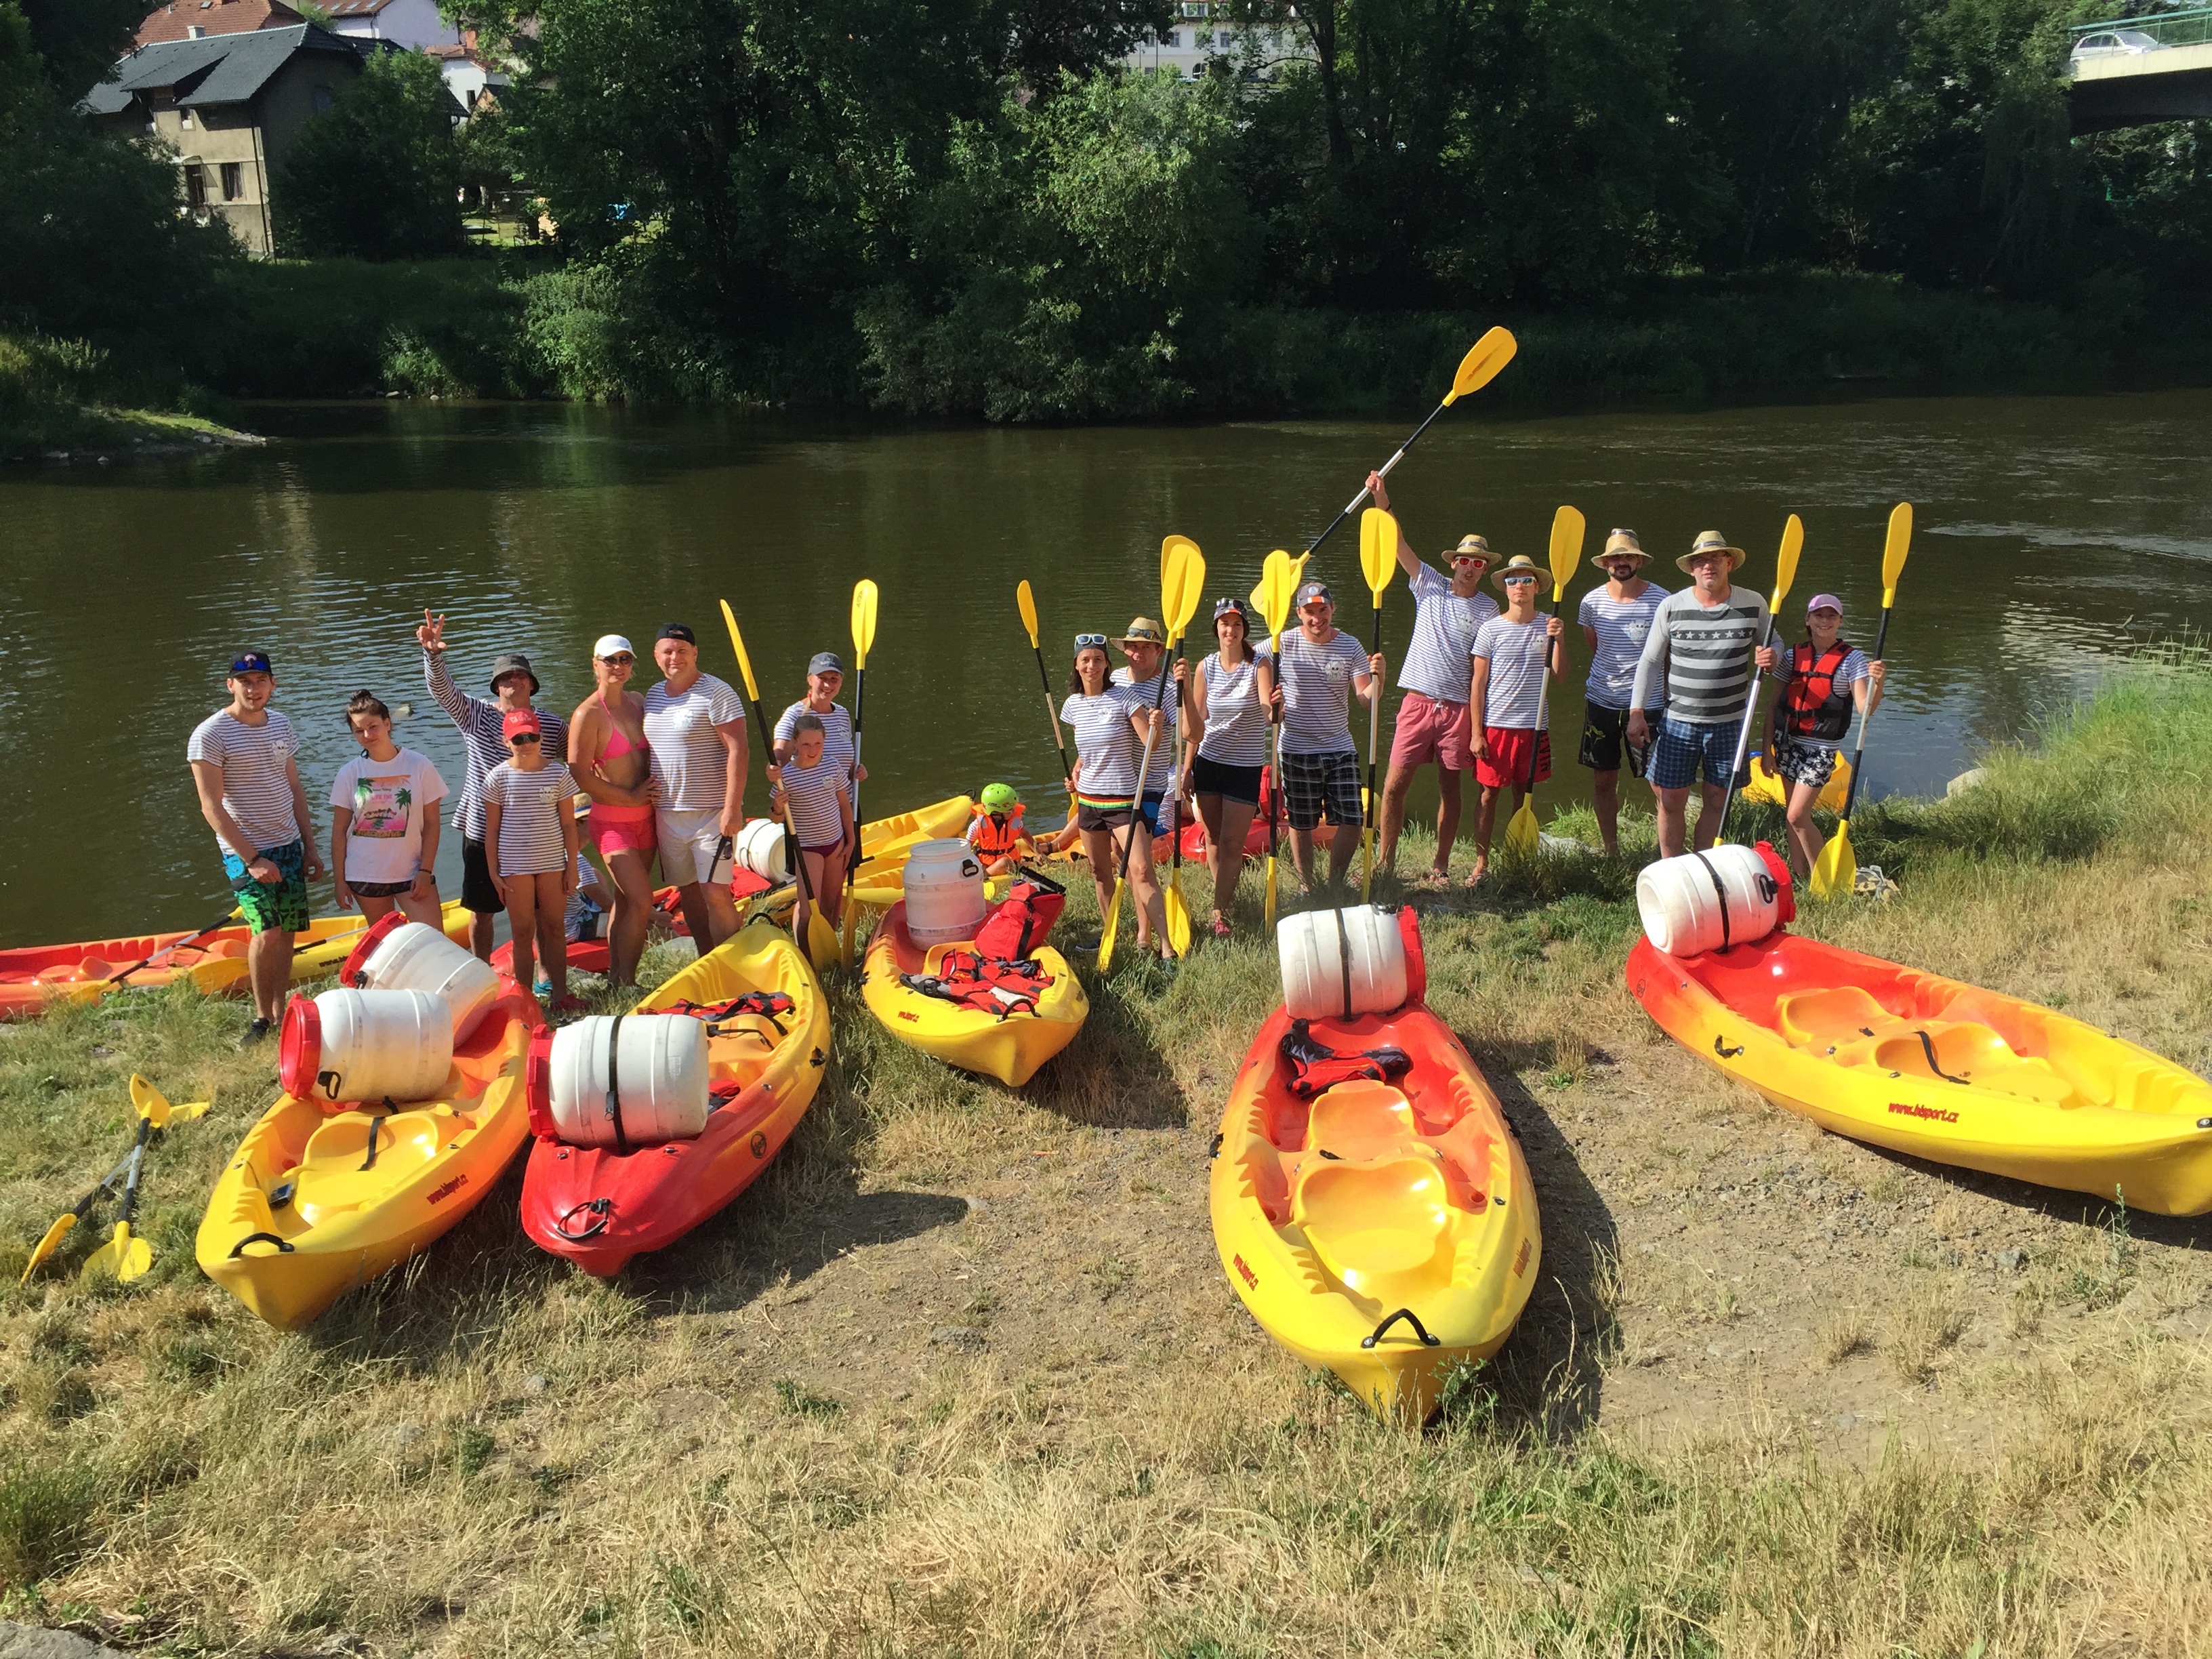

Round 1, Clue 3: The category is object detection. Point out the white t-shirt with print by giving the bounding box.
[329,747,449,885]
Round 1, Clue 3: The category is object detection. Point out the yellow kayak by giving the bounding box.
[195,987,538,1329]
[861,901,1086,1086]
[755,796,974,912]
[1744,750,1851,812]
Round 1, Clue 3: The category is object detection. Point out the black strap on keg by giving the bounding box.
[603,1015,630,1155]
[1691,851,1733,951]
[1334,909,1355,1021]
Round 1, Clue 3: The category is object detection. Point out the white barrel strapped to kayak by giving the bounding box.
[1637,843,1792,956]
[279,988,455,1109]
[733,818,792,884]
[525,1013,710,1149]
[903,838,987,947]
[1278,905,1411,1021]
[339,913,499,1040]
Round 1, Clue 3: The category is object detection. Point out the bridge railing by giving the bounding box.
[2071,7,2212,49]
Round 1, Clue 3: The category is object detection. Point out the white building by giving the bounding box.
[1118,2,1311,80]
[319,0,457,52]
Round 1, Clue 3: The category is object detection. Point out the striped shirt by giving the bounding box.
[1197,649,1271,767]
[775,700,855,771]
[425,651,569,842]
[187,709,302,857]
[1062,689,1143,801]
[483,761,576,876]
[1631,588,1772,726]
[1397,564,1498,704]
[1470,615,1551,731]
[643,674,746,811]
[1110,665,1181,795]
[1275,628,1371,757]
[1578,582,1671,710]
[778,753,851,846]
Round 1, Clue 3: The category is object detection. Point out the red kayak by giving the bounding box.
[1172,769,1338,861]
[518,917,828,1275]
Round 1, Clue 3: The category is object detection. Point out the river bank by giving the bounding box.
[1,657,2207,1650]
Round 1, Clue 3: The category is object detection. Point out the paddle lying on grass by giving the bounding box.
[1502,506,1585,861]
[1251,548,1308,933]
[1711,514,1804,850]
[1100,536,1205,970]
[1357,508,1399,901]
[77,1077,202,1283]
[720,600,840,969]
[1811,503,1913,901]
[1017,580,1078,832]
[841,579,879,970]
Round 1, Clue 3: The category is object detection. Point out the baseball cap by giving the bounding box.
[657,622,697,645]
[501,709,542,737]
[593,634,634,659]
[1295,580,1334,607]
[808,652,845,676]
[230,650,273,675]
[1806,594,1844,616]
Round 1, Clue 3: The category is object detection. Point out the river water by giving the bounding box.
[5,389,2207,949]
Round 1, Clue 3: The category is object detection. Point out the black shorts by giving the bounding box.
[461,836,504,914]
[1076,800,1136,833]
[1191,754,1263,806]
[1578,704,1663,776]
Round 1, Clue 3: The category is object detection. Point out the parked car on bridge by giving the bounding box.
[2072,28,2165,59]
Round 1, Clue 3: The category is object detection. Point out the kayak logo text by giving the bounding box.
[426,1174,469,1204]
[1233,1254,1258,1290]
[1888,1102,1959,1126]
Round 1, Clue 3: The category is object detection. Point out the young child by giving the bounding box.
[766,712,853,947]
[482,709,581,1013]
[965,783,1031,876]
[329,690,449,928]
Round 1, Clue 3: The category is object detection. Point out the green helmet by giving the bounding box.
[981,783,1021,811]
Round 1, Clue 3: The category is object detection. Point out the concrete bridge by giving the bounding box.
[2068,9,2212,131]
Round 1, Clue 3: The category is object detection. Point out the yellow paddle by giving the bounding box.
[1099,536,1205,970]
[720,600,840,969]
[1710,514,1804,849]
[1502,506,1585,861]
[1811,503,1913,901]
[1357,507,1399,901]
[840,579,879,969]
[76,1077,203,1284]
[1252,548,1309,932]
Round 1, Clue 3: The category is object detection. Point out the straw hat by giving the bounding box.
[1118,617,1166,646]
[1445,534,1492,565]
[1676,530,1744,574]
[1601,529,1649,564]
[1490,554,1547,592]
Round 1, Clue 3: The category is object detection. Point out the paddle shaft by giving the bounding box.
[1713,607,1784,848]
[741,687,824,916]
[1361,604,1385,886]
[1306,398,1455,560]
[1027,640,1075,786]
[1830,603,1896,827]
[842,666,867,910]
[108,912,236,985]
[1523,592,1564,799]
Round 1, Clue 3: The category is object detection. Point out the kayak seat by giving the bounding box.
[1303,1079,1420,1164]
[1775,985,1900,1050]
[1292,1154,1452,1299]
[1826,1020,2085,1107]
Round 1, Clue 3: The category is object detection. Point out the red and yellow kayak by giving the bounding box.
[1629,930,2212,1214]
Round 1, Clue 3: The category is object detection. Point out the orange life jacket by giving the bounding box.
[1784,640,1856,741]
[968,804,1025,860]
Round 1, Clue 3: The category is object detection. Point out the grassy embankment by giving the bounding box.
[3,657,2212,1652]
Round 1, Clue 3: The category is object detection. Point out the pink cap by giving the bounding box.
[1805,594,1843,616]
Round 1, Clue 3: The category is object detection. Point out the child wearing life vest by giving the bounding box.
[1763,594,1885,883]
[966,783,1032,876]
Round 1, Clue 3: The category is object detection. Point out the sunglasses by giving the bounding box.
[1074,634,1107,650]
[1501,573,1538,584]
[508,732,541,745]
[600,653,634,666]
[1451,555,1485,565]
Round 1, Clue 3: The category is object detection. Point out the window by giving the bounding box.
[312,84,333,113]
[1218,29,1233,46]
[184,165,207,209]
[180,106,193,127]
[1160,29,1178,47]
[221,161,243,201]
[186,23,204,36]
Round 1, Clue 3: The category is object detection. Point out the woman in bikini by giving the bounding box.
[569,633,658,987]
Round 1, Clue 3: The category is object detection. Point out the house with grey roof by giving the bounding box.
[81,24,371,254]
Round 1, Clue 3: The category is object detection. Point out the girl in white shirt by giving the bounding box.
[329,690,449,928]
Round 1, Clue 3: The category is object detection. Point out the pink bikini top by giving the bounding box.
[597,691,647,761]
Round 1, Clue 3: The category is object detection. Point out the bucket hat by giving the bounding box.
[489,652,541,695]
[1676,531,1744,575]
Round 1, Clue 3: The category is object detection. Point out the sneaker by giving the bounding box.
[239,1016,272,1049]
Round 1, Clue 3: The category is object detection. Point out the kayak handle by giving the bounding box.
[1361,1307,1441,1351]
[1713,1036,1745,1059]
[230,1231,295,1258]
[554,1197,613,1241]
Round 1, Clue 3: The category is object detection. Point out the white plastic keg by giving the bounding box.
[342,918,499,1039]
[529,1014,711,1148]
[1636,845,1783,956]
[279,989,455,1108]
[735,818,792,884]
[903,838,987,946]
[1277,906,1409,1021]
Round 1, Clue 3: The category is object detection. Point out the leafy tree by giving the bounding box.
[16,0,142,101]
[274,47,462,260]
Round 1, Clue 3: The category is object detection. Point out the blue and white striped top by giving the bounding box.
[1395,563,1497,704]
[483,761,576,877]
[1578,583,1672,710]
[775,700,855,771]
[777,752,851,846]
[1197,649,1272,768]
[1062,689,1144,800]
[1275,628,1372,757]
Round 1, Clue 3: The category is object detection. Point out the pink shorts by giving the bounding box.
[590,806,657,858]
[1389,690,1473,771]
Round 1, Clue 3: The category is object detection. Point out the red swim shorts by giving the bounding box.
[1475,726,1552,791]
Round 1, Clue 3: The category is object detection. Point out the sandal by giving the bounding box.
[1211,914,1232,940]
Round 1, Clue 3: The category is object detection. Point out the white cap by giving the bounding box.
[593,634,634,659]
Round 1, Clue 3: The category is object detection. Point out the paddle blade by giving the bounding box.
[1359,508,1397,607]
[1264,855,1279,932]
[1443,326,1517,406]
[851,580,879,667]
[23,1215,77,1282]
[1547,506,1586,600]
[1017,579,1040,648]
[718,600,762,702]
[1097,880,1124,970]
[1810,820,1854,902]
[1164,882,1192,960]
[1254,549,1298,638]
[1503,796,1539,861]
[1160,537,1206,639]
[1773,514,1805,609]
[116,1232,152,1284]
[129,1075,207,1128]
[804,909,840,972]
[1882,502,1914,603]
[80,1221,132,1282]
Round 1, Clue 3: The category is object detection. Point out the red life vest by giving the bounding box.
[900,951,1054,1020]
[973,873,1065,958]
[969,804,1025,861]
[1784,640,1856,741]
[1279,1019,1414,1100]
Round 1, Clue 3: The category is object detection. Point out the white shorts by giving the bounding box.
[655,806,725,886]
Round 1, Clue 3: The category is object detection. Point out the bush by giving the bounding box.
[274,49,462,260]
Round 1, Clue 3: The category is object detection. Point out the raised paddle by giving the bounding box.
[1811,503,1913,901]
[1251,548,1309,932]
[720,600,840,968]
[1300,329,1519,564]
[1099,536,1205,970]
[1017,579,1078,821]
[1502,507,1585,861]
[1710,514,1804,850]
[840,579,879,969]
[1162,628,1194,960]
[1357,507,1399,901]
